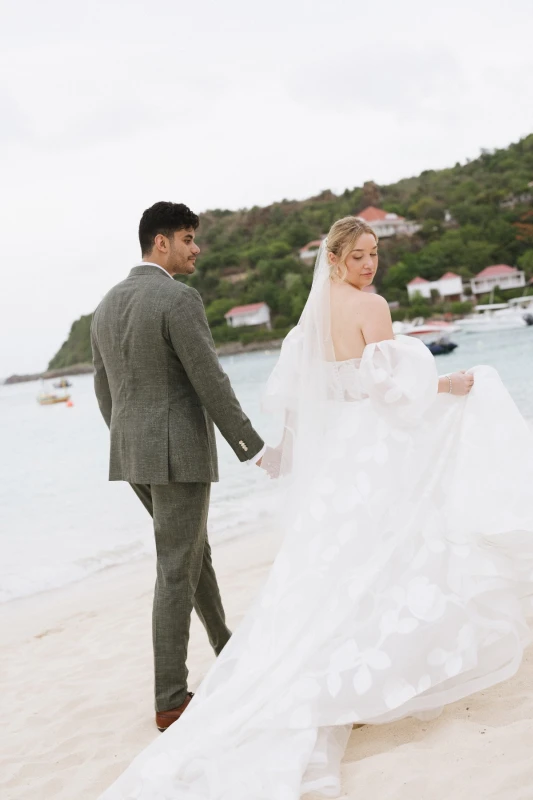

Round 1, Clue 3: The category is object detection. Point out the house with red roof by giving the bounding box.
[470,265,525,296]
[407,272,463,302]
[356,206,421,239]
[407,277,430,300]
[299,238,325,264]
[224,302,271,329]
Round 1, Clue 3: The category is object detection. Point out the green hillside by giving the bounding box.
[48,134,533,370]
[48,313,93,371]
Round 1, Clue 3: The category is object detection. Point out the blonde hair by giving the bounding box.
[326,216,378,282]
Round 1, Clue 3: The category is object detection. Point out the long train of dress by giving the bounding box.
[100,336,533,799]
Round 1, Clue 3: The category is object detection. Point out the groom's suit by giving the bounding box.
[91,263,264,711]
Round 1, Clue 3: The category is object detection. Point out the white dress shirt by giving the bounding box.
[135,262,265,467]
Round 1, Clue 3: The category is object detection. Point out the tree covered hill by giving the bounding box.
[48,134,533,371]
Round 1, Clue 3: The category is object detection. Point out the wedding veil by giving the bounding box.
[261,239,344,490]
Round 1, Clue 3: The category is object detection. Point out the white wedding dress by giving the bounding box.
[100,244,533,800]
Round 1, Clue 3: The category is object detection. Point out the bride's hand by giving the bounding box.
[448,370,474,396]
[259,445,284,479]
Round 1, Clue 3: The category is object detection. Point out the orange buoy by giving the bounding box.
[66,400,74,407]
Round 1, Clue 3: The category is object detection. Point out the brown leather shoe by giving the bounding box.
[155,692,194,732]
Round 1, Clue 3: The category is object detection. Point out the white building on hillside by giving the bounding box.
[225,302,271,329]
[407,277,431,300]
[356,206,421,238]
[470,265,525,295]
[407,272,463,302]
[299,239,324,263]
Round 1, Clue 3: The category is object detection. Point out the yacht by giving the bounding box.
[455,300,533,332]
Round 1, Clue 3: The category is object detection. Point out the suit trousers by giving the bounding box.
[130,481,231,711]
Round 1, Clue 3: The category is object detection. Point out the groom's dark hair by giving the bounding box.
[139,201,200,255]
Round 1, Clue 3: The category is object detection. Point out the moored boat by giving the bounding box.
[455,301,533,332]
[37,392,71,405]
[392,317,459,337]
[426,337,459,356]
[392,318,459,355]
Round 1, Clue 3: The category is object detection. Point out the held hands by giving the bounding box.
[442,370,475,396]
[256,445,284,479]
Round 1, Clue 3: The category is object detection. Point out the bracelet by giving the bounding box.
[446,374,453,394]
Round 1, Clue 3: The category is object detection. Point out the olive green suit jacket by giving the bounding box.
[90,264,264,484]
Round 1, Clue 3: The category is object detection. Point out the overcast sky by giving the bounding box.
[1,0,532,378]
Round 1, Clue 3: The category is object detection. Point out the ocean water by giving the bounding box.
[1,327,533,604]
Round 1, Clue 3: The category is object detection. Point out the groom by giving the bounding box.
[91,201,265,730]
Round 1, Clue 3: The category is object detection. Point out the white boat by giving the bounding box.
[391,318,460,354]
[455,301,533,332]
[508,296,533,311]
[392,317,459,337]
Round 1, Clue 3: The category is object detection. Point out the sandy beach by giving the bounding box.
[2,527,533,800]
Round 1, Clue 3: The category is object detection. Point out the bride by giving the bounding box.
[100,216,533,799]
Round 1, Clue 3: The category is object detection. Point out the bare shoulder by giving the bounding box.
[359,291,388,307]
[357,292,391,315]
[330,282,391,321]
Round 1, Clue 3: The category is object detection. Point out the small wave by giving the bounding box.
[0,539,155,604]
[0,498,277,604]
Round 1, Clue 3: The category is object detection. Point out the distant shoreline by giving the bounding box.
[215,338,284,357]
[3,363,96,385]
[3,340,284,385]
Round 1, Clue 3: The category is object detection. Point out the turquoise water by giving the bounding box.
[0,327,532,603]
[434,326,533,417]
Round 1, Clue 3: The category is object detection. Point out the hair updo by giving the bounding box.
[326,216,378,281]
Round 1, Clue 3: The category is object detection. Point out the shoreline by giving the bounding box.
[0,514,271,607]
[3,341,284,385]
[3,363,95,385]
[215,337,284,357]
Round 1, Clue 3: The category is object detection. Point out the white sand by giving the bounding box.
[1,528,532,800]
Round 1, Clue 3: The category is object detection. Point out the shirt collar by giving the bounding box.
[135,261,173,278]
